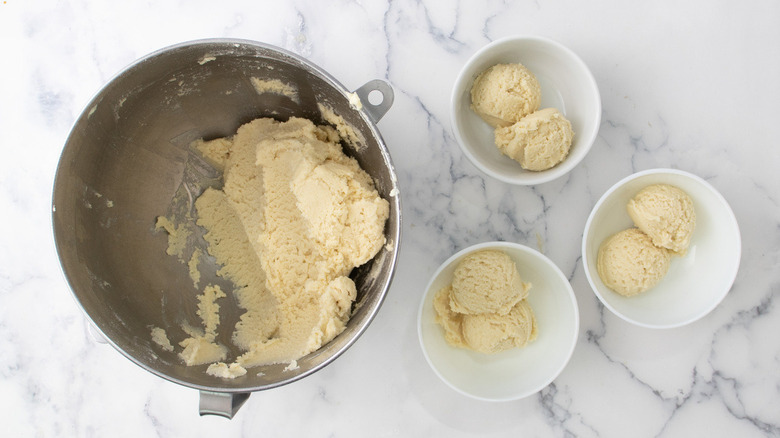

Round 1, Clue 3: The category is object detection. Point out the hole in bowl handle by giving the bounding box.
[199,391,251,419]
[353,80,394,124]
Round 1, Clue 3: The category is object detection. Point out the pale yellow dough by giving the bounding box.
[470,63,575,172]
[597,228,671,297]
[596,185,695,297]
[250,77,299,103]
[470,63,541,128]
[433,250,537,354]
[462,300,537,354]
[433,285,466,349]
[207,362,247,378]
[192,117,388,371]
[450,250,529,315]
[154,216,189,260]
[494,108,574,171]
[178,285,228,366]
[627,184,696,255]
[150,327,174,352]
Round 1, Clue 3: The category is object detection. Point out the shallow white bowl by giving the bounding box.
[417,241,579,401]
[582,169,741,328]
[451,36,601,185]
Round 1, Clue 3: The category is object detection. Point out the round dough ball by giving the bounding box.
[470,63,541,128]
[450,249,529,315]
[462,300,538,354]
[597,228,671,297]
[494,108,574,171]
[627,184,696,255]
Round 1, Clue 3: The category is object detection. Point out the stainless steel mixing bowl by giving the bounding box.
[52,39,400,418]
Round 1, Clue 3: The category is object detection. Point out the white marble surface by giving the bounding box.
[2,0,779,436]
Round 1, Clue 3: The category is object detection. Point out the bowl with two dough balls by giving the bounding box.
[451,36,601,185]
[417,241,579,401]
[582,169,741,328]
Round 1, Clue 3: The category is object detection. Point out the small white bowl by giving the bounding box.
[582,169,741,328]
[417,241,579,401]
[451,36,601,185]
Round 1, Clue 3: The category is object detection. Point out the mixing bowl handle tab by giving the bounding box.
[353,80,394,124]
[199,391,250,419]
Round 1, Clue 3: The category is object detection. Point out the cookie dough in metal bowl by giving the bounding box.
[52,39,400,418]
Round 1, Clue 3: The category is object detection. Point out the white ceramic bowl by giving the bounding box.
[582,169,741,328]
[417,241,579,401]
[451,36,601,185]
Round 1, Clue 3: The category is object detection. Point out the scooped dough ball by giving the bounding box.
[494,108,574,171]
[627,184,696,255]
[461,300,538,354]
[470,63,541,128]
[597,228,672,297]
[450,250,530,315]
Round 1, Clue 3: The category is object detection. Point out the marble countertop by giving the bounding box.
[2,0,779,436]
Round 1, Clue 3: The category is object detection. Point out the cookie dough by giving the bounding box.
[470,63,541,128]
[250,77,299,103]
[433,285,467,349]
[462,299,537,354]
[627,184,696,255]
[450,249,529,315]
[206,362,247,379]
[178,285,228,366]
[494,108,574,171]
[150,327,174,352]
[597,228,672,297]
[154,216,189,260]
[433,250,537,354]
[189,117,388,371]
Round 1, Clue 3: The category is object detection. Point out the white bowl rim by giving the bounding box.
[450,35,602,186]
[417,240,580,401]
[581,168,742,328]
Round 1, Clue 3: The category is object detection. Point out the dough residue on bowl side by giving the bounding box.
[150,326,174,352]
[250,77,299,103]
[318,103,366,152]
